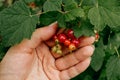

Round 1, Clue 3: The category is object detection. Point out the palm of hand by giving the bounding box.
[26,43,60,80]
[0,23,94,80]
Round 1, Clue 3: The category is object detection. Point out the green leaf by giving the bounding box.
[0,1,39,46]
[0,0,3,7]
[57,7,84,27]
[91,39,105,71]
[0,43,7,61]
[100,7,120,28]
[57,13,66,27]
[83,75,93,80]
[40,11,59,26]
[109,32,120,48]
[98,68,107,80]
[82,0,96,6]
[98,0,120,8]
[102,26,111,45]
[43,0,62,12]
[88,7,105,31]
[106,55,120,80]
[63,0,78,11]
[65,7,84,21]
[88,0,120,31]
[73,20,94,37]
[24,0,35,3]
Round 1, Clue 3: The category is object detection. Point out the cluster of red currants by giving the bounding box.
[51,29,100,54]
[51,29,81,54]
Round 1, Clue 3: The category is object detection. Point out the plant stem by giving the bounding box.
[79,0,83,7]
[114,46,120,58]
[7,0,13,6]
[30,11,45,17]
[94,0,98,8]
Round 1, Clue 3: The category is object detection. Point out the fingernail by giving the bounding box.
[90,36,95,41]
[49,21,58,27]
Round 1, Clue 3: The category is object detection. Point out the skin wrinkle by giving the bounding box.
[76,57,91,73]
[0,22,95,80]
[72,52,80,63]
[43,55,51,80]
[67,53,79,65]
[41,43,60,80]
[38,43,51,80]
[61,54,75,70]
[24,50,37,80]
[56,57,68,71]
[55,45,94,71]
[36,45,49,80]
[67,67,78,78]
[35,49,41,74]
[44,54,57,80]
[74,46,94,61]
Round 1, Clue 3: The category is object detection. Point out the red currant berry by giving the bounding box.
[69,43,76,51]
[58,33,67,43]
[95,33,100,41]
[71,39,80,47]
[28,2,36,8]
[64,39,71,46]
[67,29,75,39]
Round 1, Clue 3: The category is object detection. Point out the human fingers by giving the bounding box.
[52,36,95,58]
[59,57,91,80]
[55,45,94,70]
[0,22,58,69]
[0,22,58,79]
[30,22,58,49]
[45,28,66,47]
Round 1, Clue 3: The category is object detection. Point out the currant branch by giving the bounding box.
[114,46,120,58]
[78,0,83,7]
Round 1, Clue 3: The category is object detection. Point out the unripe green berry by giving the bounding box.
[56,44,62,49]
[51,46,57,53]
[56,49,62,54]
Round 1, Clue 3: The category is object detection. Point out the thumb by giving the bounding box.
[0,22,58,79]
[30,21,58,48]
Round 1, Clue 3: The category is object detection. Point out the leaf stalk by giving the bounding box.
[114,46,120,58]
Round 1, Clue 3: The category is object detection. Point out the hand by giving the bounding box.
[0,22,95,80]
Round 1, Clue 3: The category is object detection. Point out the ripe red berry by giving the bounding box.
[69,43,76,51]
[71,39,80,47]
[67,29,75,39]
[28,2,36,8]
[58,33,67,43]
[95,33,100,41]
[64,39,71,46]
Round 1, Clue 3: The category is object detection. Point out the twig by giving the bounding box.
[79,0,83,7]
[114,46,120,58]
